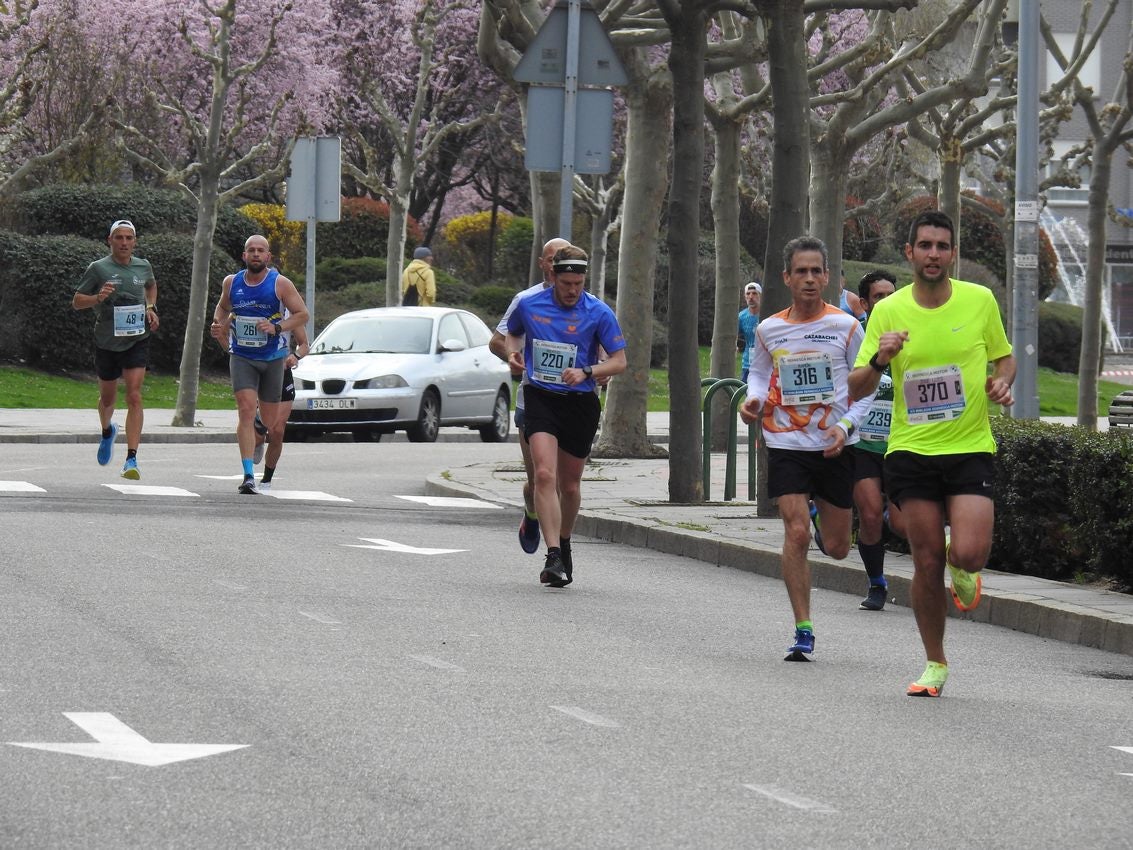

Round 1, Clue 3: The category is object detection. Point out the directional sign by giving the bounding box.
[525,86,614,174]
[513,2,627,86]
[7,713,248,767]
[343,537,467,555]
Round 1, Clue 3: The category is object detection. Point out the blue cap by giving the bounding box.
[413,246,432,260]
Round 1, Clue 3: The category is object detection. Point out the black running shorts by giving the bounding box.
[884,450,995,505]
[522,385,601,460]
[766,447,854,508]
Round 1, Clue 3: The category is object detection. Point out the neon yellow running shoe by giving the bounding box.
[907,661,949,697]
[948,562,982,611]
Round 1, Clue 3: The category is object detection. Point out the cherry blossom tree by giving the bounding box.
[334,0,501,304]
[0,0,112,195]
[106,0,334,425]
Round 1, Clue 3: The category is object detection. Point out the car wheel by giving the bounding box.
[479,388,510,443]
[407,389,440,442]
[352,429,382,443]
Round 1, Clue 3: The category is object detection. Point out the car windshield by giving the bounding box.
[309,315,433,355]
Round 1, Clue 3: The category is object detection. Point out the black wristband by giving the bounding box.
[868,352,886,373]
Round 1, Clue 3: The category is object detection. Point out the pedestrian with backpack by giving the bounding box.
[401,246,435,306]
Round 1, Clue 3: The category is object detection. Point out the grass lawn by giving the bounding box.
[0,366,236,409]
[0,354,1126,417]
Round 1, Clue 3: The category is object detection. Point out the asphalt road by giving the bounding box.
[1,442,1131,849]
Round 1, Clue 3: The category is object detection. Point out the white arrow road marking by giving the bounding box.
[264,490,352,502]
[550,706,621,728]
[6,713,248,767]
[102,484,200,497]
[343,537,467,555]
[0,480,45,492]
[742,784,837,813]
[409,655,466,672]
[396,495,503,509]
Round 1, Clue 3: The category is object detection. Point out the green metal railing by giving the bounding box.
[701,377,758,501]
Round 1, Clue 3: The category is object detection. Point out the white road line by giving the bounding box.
[265,490,352,502]
[396,495,503,509]
[408,655,466,672]
[0,481,46,492]
[195,475,245,480]
[102,484,200,497]
[550,706,621,728]
[343,538,467,555]
[297,611,341,625]
[742,784,837,813]
[213,580,248,591]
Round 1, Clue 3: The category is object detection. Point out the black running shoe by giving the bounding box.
[560,539,573,584]
[860,583,888,611]
[238,476,259,495]
[539,552,569,587]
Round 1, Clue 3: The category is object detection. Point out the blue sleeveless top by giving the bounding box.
[229,268,287,360]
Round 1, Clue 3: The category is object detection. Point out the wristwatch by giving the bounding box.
[582,365,593,378]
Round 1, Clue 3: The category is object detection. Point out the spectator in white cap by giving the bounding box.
[738,281,762,382]
[402,245,435,306]
[71,219,160,480]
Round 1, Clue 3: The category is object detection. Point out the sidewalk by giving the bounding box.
[425,413,1133,660]
[2,408,1131,658]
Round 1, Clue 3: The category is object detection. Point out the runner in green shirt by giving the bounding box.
[72,219,159,480]
[849,210,1015,698]
[850,270,905,612]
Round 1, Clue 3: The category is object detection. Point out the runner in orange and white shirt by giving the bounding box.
[741,235,875,662]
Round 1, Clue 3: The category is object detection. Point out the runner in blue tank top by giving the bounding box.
[211,235,309,495]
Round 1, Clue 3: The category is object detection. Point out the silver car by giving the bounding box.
[287,307,512,443]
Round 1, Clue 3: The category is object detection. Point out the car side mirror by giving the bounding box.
[439,338,467,352]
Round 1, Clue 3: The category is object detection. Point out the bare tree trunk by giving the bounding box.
[807,141,848,302]
[592,59,671,460]
[662,4,707,503]
[589,199,612,302]
[1077,155,1111,429]
[386,149,414,305]
[709,112,741,452]
[529,170,561,280]
[172,173,221,427]
[757,0,810,517]
[938,135,963,259]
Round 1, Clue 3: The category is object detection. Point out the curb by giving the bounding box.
[425,469,1133,660]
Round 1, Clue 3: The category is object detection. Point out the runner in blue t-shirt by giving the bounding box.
[505,245,627,587]
[737,281,761,382]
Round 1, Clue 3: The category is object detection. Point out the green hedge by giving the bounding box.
[315,256,387,291]
[1038,301,1083,374]
[0,231,231,374]
[991,418,1133,589]
[2,183,257,264]
[470,285,517,317]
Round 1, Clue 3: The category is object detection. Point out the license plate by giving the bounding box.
[308,398,356,410]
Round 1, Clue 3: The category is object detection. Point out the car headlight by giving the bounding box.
[354,375,408,390]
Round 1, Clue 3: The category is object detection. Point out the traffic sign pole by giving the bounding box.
[558,0,581,239]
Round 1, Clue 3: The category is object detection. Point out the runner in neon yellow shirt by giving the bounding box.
[849,211,1016,698]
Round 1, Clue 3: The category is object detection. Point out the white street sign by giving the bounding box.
[7,713,248,767]
[343,537,467,555]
